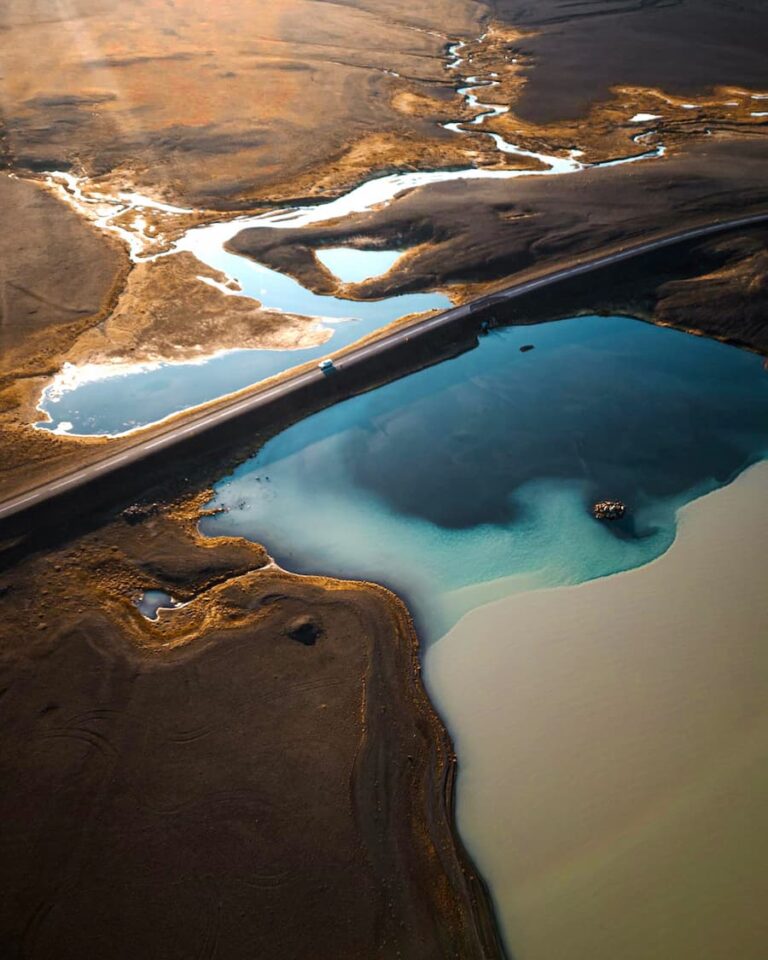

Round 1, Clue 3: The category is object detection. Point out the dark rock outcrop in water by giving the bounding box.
[592,500,626,521]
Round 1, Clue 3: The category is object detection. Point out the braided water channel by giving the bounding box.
[36,37,665,437]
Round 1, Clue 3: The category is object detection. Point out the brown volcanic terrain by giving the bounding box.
[0,0,483,206]
[0,505,502,960]
[0,172,327,499]
[1,2,767,958]
[430,25,768,169]
[229,137,768,352]
[0,173,131,493]
[63,251,333,366]
[492,0,768,123]
[6,1,765,210]
[0,175,128,373]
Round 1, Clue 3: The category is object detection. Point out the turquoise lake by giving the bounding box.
[201,314,768,641]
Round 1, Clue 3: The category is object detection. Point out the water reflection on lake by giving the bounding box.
[202,312,768,959]
[315,247,402,283]
[202,314,768,640]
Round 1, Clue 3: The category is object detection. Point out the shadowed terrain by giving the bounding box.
[0,508,502,960]
[492,0,768,122]
[231,138,768,352]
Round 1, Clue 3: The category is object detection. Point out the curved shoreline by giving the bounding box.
[0,492,507,958]
[30,29,675,433]
[1,6,766,959]
[190,309,768,958]
[427,458,768,959]
[3,214,765,529]
[26,24,767,434]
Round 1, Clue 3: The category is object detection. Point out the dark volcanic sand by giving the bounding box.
[0,512,502,960]
[492,0,768,122]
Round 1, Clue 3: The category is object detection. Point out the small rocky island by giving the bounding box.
[593,499,627,520]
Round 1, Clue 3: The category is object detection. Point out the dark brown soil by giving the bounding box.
[231,137,768,352]
[0,507,503,960]
[493,0,768,123]
[0,173,133,500]
[0,174,128,370]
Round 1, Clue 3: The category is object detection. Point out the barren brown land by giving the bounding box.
[0,504,502,959]
[491,0,768,123]
[231,138,768,353]
[2,0,767,208]
[1,0,767,957]
[0,173,130,493]
[65,251,332,366]
[0,0,484,206]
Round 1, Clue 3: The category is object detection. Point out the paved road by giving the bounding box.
[2,211,767,526]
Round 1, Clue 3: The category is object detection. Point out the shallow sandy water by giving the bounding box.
[426,461,768,960]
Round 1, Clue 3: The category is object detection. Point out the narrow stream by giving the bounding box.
[35,34,669,437]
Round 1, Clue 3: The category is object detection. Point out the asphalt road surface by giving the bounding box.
[2,212,766,527]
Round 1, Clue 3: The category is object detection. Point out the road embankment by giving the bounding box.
[3,211,767,560]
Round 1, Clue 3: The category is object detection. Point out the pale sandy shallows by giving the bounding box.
[426,461,768,960]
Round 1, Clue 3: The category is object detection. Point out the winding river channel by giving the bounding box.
[31,34,767,960]
[37,37,666,437]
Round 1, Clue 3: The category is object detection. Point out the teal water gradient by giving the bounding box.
[36,233,448,436]
[201,315,768,641]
